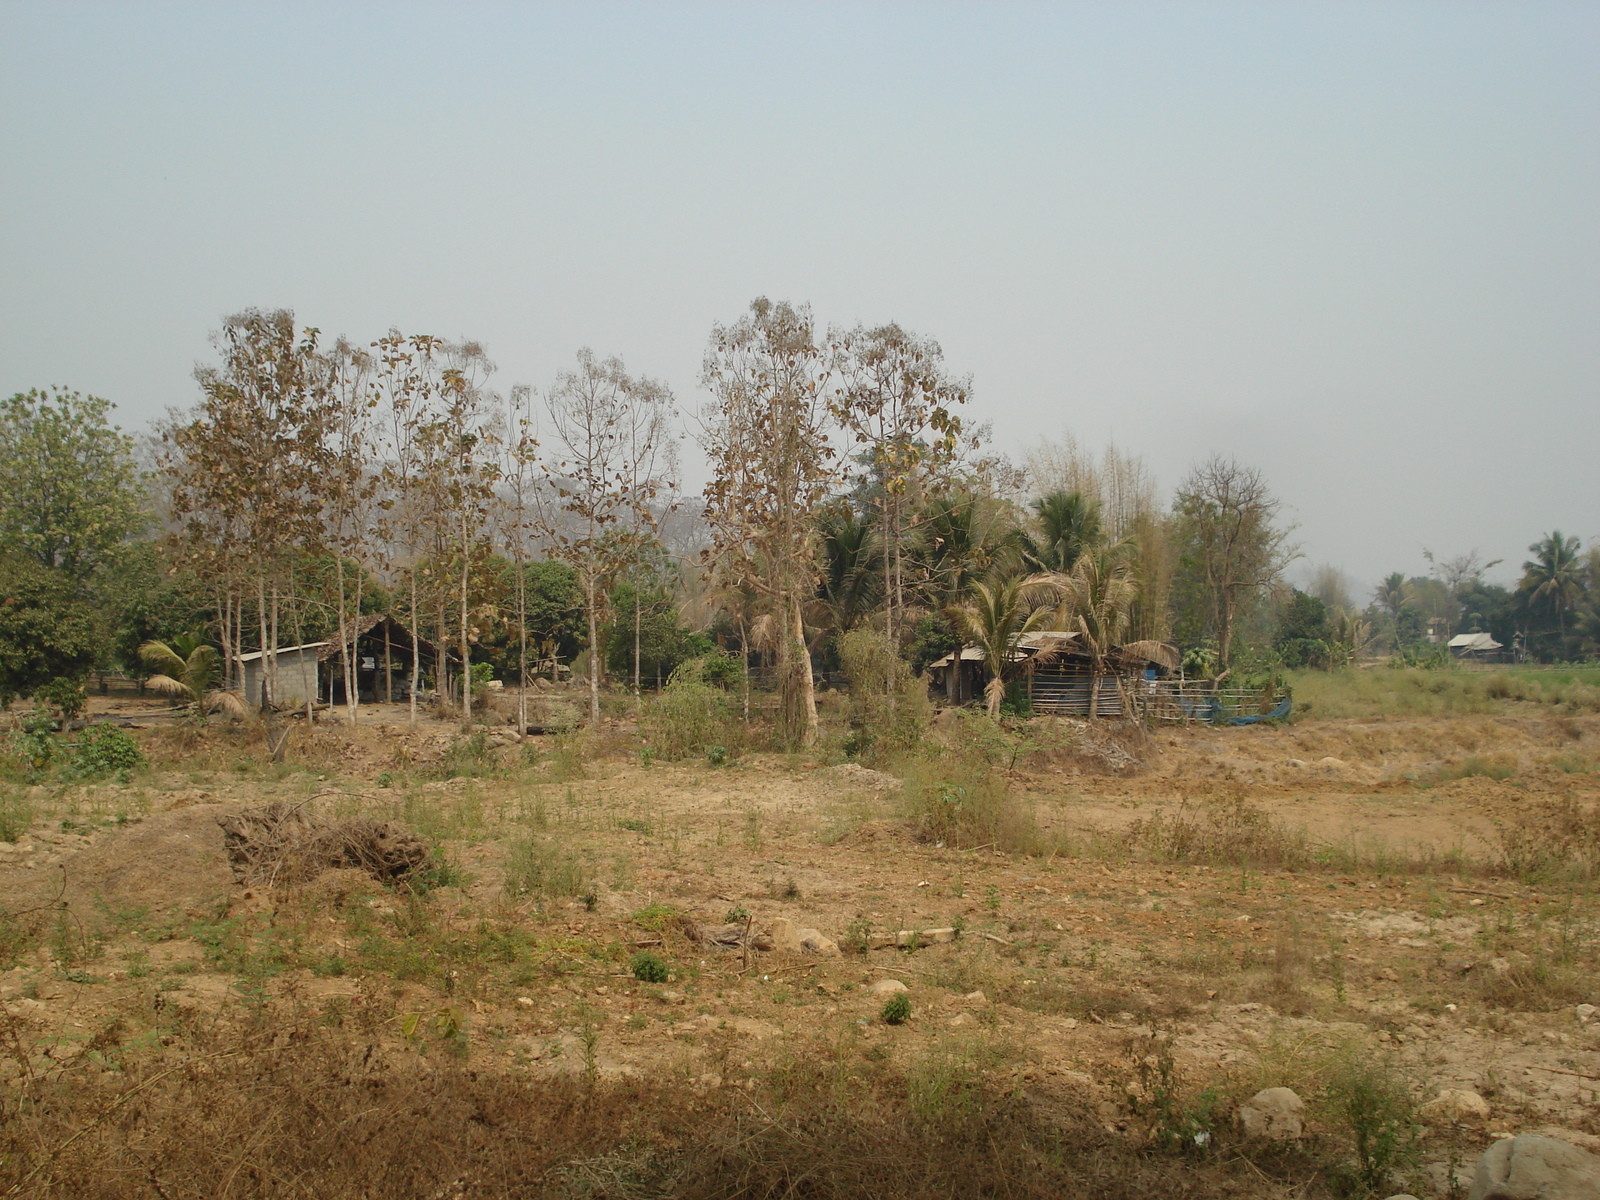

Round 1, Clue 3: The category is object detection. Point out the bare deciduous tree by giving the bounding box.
[1171,455,1296,669]
[542,349,671,725]
[701,299,840,748]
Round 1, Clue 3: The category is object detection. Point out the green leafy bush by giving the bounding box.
[38,677,88,718]
[68,725,145,779]
[880,994,911,1025]
[630,951,669,984]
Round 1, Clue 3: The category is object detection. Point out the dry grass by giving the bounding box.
[0,1017,1327,1200]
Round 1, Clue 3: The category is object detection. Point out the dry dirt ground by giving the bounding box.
[1,693,1597,1197]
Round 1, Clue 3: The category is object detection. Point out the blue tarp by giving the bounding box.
[1204,692,1292,725]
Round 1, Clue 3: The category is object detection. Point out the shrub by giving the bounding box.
[838,629,929,759]
[0,787,32,843]
[641,662,740,761]
[880,994,911,1025]
[630,951,669,984]
[438,731,498,779]
[897,714,1044,853]
[68,725,146,779]
[1323,1056,1420,1196]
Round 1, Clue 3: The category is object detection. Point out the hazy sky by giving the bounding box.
[3,2,1596,593]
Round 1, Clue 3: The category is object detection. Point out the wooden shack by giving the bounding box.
[317,614,447,704]
[926,631,1178,718]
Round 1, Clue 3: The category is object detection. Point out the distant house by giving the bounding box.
[1447,631,1503,660]
[238,642,328,709]
[926,631,1178,717]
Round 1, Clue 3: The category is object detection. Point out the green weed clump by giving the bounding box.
[630,950,669,983]
[502,836,587,900]
[1428,754,1516,785]
[879,994,911,1025]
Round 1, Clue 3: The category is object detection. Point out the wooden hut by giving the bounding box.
[317,614,448,704]
[926,632,1178,717]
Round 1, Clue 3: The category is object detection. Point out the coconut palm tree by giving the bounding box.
[1521,530,1584,641]
[913,490,1025,611]
[815,503,881,637]
[1024,489,1101,575]
[947,575,1060,718]
[138,634,247,719]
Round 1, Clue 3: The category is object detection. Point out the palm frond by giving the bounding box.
[137,640,188,679]
[143,674,195,700]
[206,689,249,717]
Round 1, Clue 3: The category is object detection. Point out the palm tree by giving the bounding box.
[138,634,247,719]
[913,490,1024,611]
[947,575,1060,718]
[1053,543,1138,716]
[1024,490,1101,575]
[815,504,881,636]
[1521,530,1584,641]
[1374,572,1409,619]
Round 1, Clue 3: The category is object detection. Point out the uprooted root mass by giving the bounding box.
[216,801,430,886]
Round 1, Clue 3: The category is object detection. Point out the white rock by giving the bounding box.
[1422,1089,1491,1123]
[1576,1004,1597,1024]
[868,979,908,997]
[1236,1087,1305,1141]
[893,927,958,947]
[963,990,989,1005]
[1469,1134,1600,1200]
[947,1012,977,1028]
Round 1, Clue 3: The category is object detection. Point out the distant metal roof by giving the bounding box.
[237,642,330,663]
[1447,632,1502,651]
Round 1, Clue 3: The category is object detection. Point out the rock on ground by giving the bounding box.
[1469,1134,1600,1200]
[1236,1087,1305,1141]
[1422,1089,1492,1124]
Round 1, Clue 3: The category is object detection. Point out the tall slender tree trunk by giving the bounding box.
[336,554,355,724]
[459,542,472,722]
[791,598,818,747]
[255,574,270,709]
[586,569,601,725]
[407,576,419,727]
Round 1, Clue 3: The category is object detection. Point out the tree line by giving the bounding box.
[3,298,1596,739]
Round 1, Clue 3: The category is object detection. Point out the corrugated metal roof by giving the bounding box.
[237,642,330,663]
